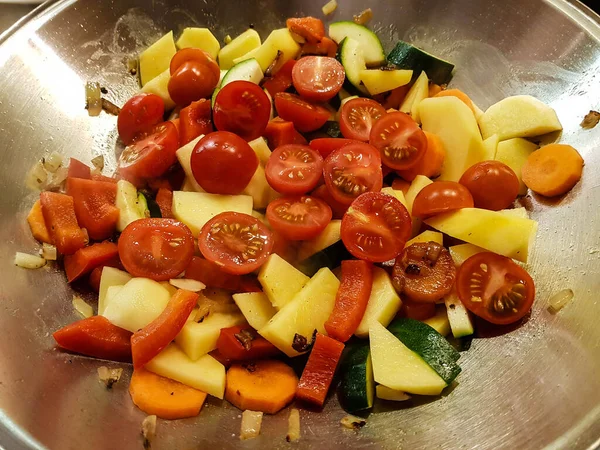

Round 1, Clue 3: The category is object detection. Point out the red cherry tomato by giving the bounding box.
[339,98,386,142]
[117,94,165,145]
[456,252,535,325]
[198,212,274,275]
[323,142,383,206]
[266,196,332,241]
[309,138,358,159]
[213,81,271,141]
[311,185,349,219]
[274,92,330,133]
[459,161,520,211]
[118,121,179,180]
[263,59,296,97]
[412,181,474,219]
[168,49,220,106]
[265,144,324,195]
[118,218,195,281]
[292,56,345,103]
[341,192,412,263]
[369,112,427,170]
[190,131,259,195]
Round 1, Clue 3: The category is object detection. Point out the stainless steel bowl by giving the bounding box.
[0,0,599,448]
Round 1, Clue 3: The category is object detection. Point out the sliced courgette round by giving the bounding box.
[336,37,368,95]
[329,21,386,66]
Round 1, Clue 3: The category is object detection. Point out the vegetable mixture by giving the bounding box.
[20,11,584,443]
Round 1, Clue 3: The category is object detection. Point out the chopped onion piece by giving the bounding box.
[45,166,69,191]
[376,385,411,401]
[353,8,373,25]
[581,110,600,129]
[14,252,46,269]
[290,31,306,44]
[548,289,574,314]
[91,155,105,170]
[240,410,263,440]
[341,415,367,430]
[286,408,300,442]
[86,81,102,117]
[169,278,206,292]
[41,243,57,261]
[26,161,48,191]
[97,366,123,388]
[224,35,232,44]
[322,0,338,15]
[73,296,94,319]
[43,152,63,173]
[141,415,157,450]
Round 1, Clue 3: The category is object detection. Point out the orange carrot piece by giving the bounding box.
[129,368,207,420]
[396,131,446,182]
[521,144,583,197]
[433,89,475,113]
[383,85,411,110]
[428,83,443,97]
[225,360,298,414]
[27,200,53,244]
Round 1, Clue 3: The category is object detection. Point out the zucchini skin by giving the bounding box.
[387,41,454,85]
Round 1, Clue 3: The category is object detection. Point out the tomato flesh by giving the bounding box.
[117,93,165,145]
[265,144,323,195]
[412,181,474,219]
[118,218,195,281]
[266,196,332,241]
[198,212,274,275]
[459,161,520,211]
[456,252,535,325]
[309,138,357,159]
[341,192,412,263]
[340,98,386,142]
[274,92,330,133]
[311,185,349,219]
[292,56,345,103]
[168,49,220,106]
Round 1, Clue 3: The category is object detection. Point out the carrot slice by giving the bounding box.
[155,188,174,218]
[521,143,583,197]
[396,131,446,182]
[27,200,53,244]
[40,191,87,255]
[129,368,207,420]
[428,83,443,97]
[286,17,325,44]
[63,241,119,283]
[225,360,298,414]
[433,89,475,114]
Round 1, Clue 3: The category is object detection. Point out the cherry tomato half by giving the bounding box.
[198,212,274,275]
[311,184,349,219]
[369,112,427,170]
[323,142,383,206]
[341,192,412,263]
[168,48,220,106]
[213,81,271,141]
[292,56,345,103]
[459,161,520,211]
[412,181,474,219]
[309,138,358,159]
[118,121,179,180]
[392,242,456,302]
[191,131,259,195]
[456,252,535,325]
[117,93,165,145]
[340,98,387,142]
[274,92,330,133]
[265,144,323,195]
[266,196,332,241]
[118,218,195,281]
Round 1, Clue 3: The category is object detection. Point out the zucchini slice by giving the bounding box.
[329,21,386,66]
[336,38,368,95]
[338,341,374,413]
[387,40,454,85]
[212,58,263,104]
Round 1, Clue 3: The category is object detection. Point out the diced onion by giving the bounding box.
[97,366,123,388]
[73,296,94,318]
[290,31,306,44]
[26,161,48,191]
[286,408,300,442]
[322,0,338,15]
[91,155,105,171]
[43,152,63,173]
[353,8,373,25]
[548,289,574,314]
[141,415,157,449]
[240,410,263,440]
[224,35,232,44]
[41,243,57,261]
[169,278,206,292]
[86,81,102,117]
[14,252,46,269]
[341,415,367,430]
[376,385,411,401]
[45,166,69,191]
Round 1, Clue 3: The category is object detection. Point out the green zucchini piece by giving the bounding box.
[295,240,351,277]
[139,192,162,218]
[329,21,386,66]
[336,38,368,95]
[387,41,454,85]
[212,58,263,104]
[338,341,374,413]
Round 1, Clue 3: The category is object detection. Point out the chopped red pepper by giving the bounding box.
[209,349,233,368]
[179,99,213,146]
[67,157,91,179]
[53,316,132,362]
[90,173,118,183]
[301,37,338,58]
[309,138,358,159]
[237,275,262,293]
[399,299,436,321]
[131,289,199,368]
[263,59,296,97]
[383,85,411,110]
[324,260,373,342]
[185,256,243,290]
[63,241,119,283]
[286,17,325,44]
[88,256,123,292]
[155,187,174,218]
[296,333,345,407]
[39,191,87,255]
[66,177,119,241]
[217,325,280,361]
[264,118,307,150]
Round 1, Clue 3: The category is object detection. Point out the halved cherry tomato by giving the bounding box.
[459,161,520,211]
[369,112,427,170]
[323,142,383,205]
[168,49,220,106]
[118,121,179,180]
[118,218,195,281]
[213,81,271,141]
[263,60,296,97]
[412,181,474,219]
[179,99,213,146]
[199,212,274,275]
[292,56,345,103]
[265,144,323,195]
[264,118,307,149]
[266,196,332,241]
[274,92,330,133]
[341,192,412,262]
[340,98,387,142]
[456,252,535,325]
[190,131,259,195]
[392,242,456,302]
[309,138,357,159]
[311,185,349,219]
[117,93,165,145]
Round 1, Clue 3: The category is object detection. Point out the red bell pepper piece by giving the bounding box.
[170,117,181,137]
[301,37,338,58]
[53,316,132,362]
[264,118,307,150]
[383,85,411,110]
[216,325,280,361]
[263,59,296,97]
[237,275,262,293]
[39,191,87,255]
[400,299,436,321]
[185,256,243,290]
[67,157,91,179]
[296,333,344,407]
[209,349,233,368]
[90,173,118,183]
[179,99,213,146]
[286,17,325,44]
[64,241,119,283]
[131,289,199,368]
[324,260,373,342]
[311,185,349,220]
[88,255,123,292]
[309,138,358,159]
[155,187,174,218]
[66,177,119,241]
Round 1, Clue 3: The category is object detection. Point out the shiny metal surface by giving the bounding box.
[0,0,599,449]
